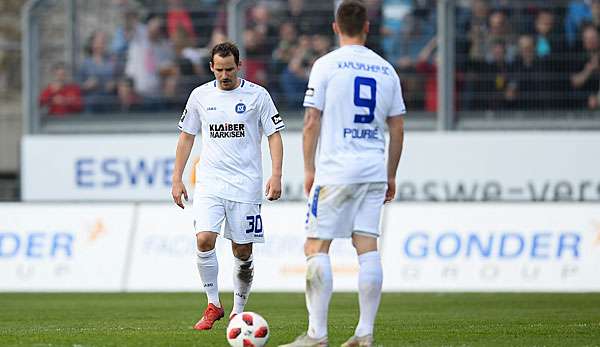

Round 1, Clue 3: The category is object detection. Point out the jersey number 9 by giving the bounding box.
[353,76,377,124]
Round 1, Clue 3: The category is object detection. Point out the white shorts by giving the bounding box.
[192,195,263,244]
[305,182,387,239]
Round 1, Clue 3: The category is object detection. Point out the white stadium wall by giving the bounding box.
[1,202,599,292]
[21,132,600,202]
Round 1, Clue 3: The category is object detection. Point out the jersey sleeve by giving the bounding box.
[178,91,202,134]
[388,73,407,117]
[260,89,285,136]
[303,59,327,111]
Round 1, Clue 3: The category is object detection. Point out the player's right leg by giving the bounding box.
[192,195,227,330]
[280,184,357,347]
[277,238,332,347]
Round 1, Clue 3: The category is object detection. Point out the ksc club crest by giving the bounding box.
[235,103,246,114]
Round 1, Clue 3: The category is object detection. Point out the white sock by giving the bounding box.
[231,255,254,316]
[306,253,332,339]
[355,251,383,337]
[197,249,220,307]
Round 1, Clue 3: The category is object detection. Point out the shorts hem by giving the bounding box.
[194,229,221,234]
[353,230,379,238]
[228,238,264,244]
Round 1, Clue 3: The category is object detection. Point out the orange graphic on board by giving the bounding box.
[88,219,106,243]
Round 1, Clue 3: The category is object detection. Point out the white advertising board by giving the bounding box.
[127,203,358,292]
[1,203,599,292]
[22,132,600,202]
[0,204,134,291]
[381,204,600,292]
[21,135,201,201]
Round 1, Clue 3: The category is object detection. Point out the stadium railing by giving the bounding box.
[21,0,600,134]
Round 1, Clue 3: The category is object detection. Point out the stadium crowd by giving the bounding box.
[38,0,600,117]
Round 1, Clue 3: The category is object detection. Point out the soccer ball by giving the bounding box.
[226,312,270,347]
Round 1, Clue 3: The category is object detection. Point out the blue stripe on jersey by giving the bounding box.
[311,186,321,217]
[213,81,217,87]
[275,125,285,130]
[241,79,245,88]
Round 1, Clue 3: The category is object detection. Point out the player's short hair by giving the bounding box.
[210,42,240,66]
[335,0,368,37]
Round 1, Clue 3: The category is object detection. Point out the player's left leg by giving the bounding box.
[342,183,386,347]
[223,199,263,319]
[230,241,253,319]
[341,234,381,347]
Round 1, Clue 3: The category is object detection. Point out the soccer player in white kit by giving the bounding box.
[280,1,405,346]
[171,42,284,331]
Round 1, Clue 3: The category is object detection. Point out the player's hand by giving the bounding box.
[385,178,396,203]
[304,170,315,197]
[171,180,188,209]
[265,175,282,201]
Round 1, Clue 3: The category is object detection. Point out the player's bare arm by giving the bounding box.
[171,131,195,209]
[302,107,321,196]
[265,131,283,201]
[385,116,404,203]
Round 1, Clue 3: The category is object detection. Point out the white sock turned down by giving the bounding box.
[231,255,254,316]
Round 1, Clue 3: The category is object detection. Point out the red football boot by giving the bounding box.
[193,303,225,330]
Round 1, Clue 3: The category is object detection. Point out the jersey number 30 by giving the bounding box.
[354,76,377,124]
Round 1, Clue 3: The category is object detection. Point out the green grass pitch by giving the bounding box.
[1,292,599,346]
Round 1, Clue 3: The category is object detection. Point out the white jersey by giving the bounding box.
[303,45,406,185]
[179,79,285,204]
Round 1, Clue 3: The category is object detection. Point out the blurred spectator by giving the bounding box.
[278,34,331,107]
[415,37,438,112]
[110,0,145,74]
[534,10,563,61]
[279,35,314,107]
[116,77,143,112]
[395,7,436,69]
[244,28,268,86]
[312,34,332,58]
[271,21,299,103]
[506,35,547,109]
[164,26,201,108]
[249,3,278,54]
[272,21,298,75]
[125,15,175,103]
[485,10,517,63]
[467,0,491,62]
[570,24,600,109]
[166,0,197,45]
[198,30,228,79]
[39,63,83,117]
[285,0,334,37]
[476,40,512,109]
[414,36,461,112]
[565,0,592,47]
[381,0,412,62]
[365,0,384,55]
[79,31,117,113]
